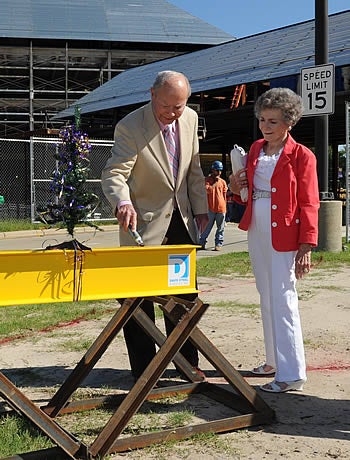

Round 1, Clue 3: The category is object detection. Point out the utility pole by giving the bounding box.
[315,0,331,199]
[315,0,343,251]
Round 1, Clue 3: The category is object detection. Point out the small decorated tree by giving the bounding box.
[38,108,100,249]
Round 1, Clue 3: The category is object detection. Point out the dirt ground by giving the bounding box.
[0,264,349,459]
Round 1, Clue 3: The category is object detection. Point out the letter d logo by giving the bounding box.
[168,255,190,286]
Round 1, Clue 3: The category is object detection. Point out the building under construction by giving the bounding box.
[0,0,233,138]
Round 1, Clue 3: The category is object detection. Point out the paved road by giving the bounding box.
[0,223,248,256]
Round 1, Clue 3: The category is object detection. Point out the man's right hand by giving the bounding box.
[116,204,137,232]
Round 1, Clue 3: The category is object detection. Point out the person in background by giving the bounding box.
[226,180,245,224]
[225,179,235,223]
[231,87,319,393]
[199,160,227,251]
[101,70,209,382]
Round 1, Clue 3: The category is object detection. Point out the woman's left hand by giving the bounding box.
[229,168,247,195]
[295,243,312,279]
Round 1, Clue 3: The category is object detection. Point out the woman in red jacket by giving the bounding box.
[231,88,319,393]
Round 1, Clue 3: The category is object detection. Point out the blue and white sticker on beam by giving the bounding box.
[168,254,190,286]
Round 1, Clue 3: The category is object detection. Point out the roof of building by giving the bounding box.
[54,10,350,119]
[0,0,233,44]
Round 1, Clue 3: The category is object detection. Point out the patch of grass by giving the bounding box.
[312,248,350,269]
[58,336,94,352]
[166,409,194,428]
[0,414,53,457]
[297,289,315,301]
[124,412,163,435]
[60,407,194,445]
[0,219,117,233]
[154,304,164,319]
[190,431,239,454]
[156,394,188,404]
[59,408,112,444]
[310,284,347,291]
[214,300,259,310]
[303,336,330,349]
[303,338,316,347]
[214,300,259,317]
[1,402,235,459]
[197,252,252,277]
[0,220,47,232]
[140,431,239,459]
[71,387,115,401]
[0,300,115,340]
[197,246,350,279]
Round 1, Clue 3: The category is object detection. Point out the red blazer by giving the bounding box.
[238,135,319,251]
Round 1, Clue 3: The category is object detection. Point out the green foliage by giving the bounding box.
[0,219,116,233]
[58,337,94,352]
[0,415,53,457]
[196,245,350,278]
[312,247,350,268]
[197,251,252,277]
[0,300,115,340]
[166,410,194,428]
[0,220,46,232]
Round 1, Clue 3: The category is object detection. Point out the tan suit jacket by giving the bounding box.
[101,102,208,246]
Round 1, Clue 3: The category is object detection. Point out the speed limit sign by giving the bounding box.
[301,63,335,116]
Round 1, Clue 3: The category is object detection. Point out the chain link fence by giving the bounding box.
[0,137,115,226]
[0,139,31,223]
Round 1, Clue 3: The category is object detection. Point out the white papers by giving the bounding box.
[230,144,248,202]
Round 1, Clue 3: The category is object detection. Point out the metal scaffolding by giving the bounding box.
[0,40,184,138]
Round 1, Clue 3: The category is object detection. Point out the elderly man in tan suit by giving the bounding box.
[102,70,208,382]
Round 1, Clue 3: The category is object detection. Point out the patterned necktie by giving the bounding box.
[163,124,179,180]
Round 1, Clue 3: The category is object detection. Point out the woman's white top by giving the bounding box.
[253,147,282,191]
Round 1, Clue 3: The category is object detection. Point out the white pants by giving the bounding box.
[248,198,306,382]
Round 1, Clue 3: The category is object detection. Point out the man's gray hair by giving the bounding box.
[152,70,191,97]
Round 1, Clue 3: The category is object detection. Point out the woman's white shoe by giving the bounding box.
[251,363,276,375]
[260,378,306,393]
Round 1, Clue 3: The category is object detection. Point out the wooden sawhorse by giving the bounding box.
[0,295,275,459]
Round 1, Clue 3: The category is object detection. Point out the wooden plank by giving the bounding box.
[0,373,86,459]
[90,298,208,458]
[44,298,141,417]
[110,413,274,453]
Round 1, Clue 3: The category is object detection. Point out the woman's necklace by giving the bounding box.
[264,144,284,156]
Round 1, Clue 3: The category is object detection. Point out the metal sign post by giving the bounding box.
[300,62,342,252]
[346,101,350,243]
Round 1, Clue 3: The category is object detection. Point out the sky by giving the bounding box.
[169,0,349,38]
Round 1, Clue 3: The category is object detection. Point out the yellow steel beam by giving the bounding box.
[0,245,198,306]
